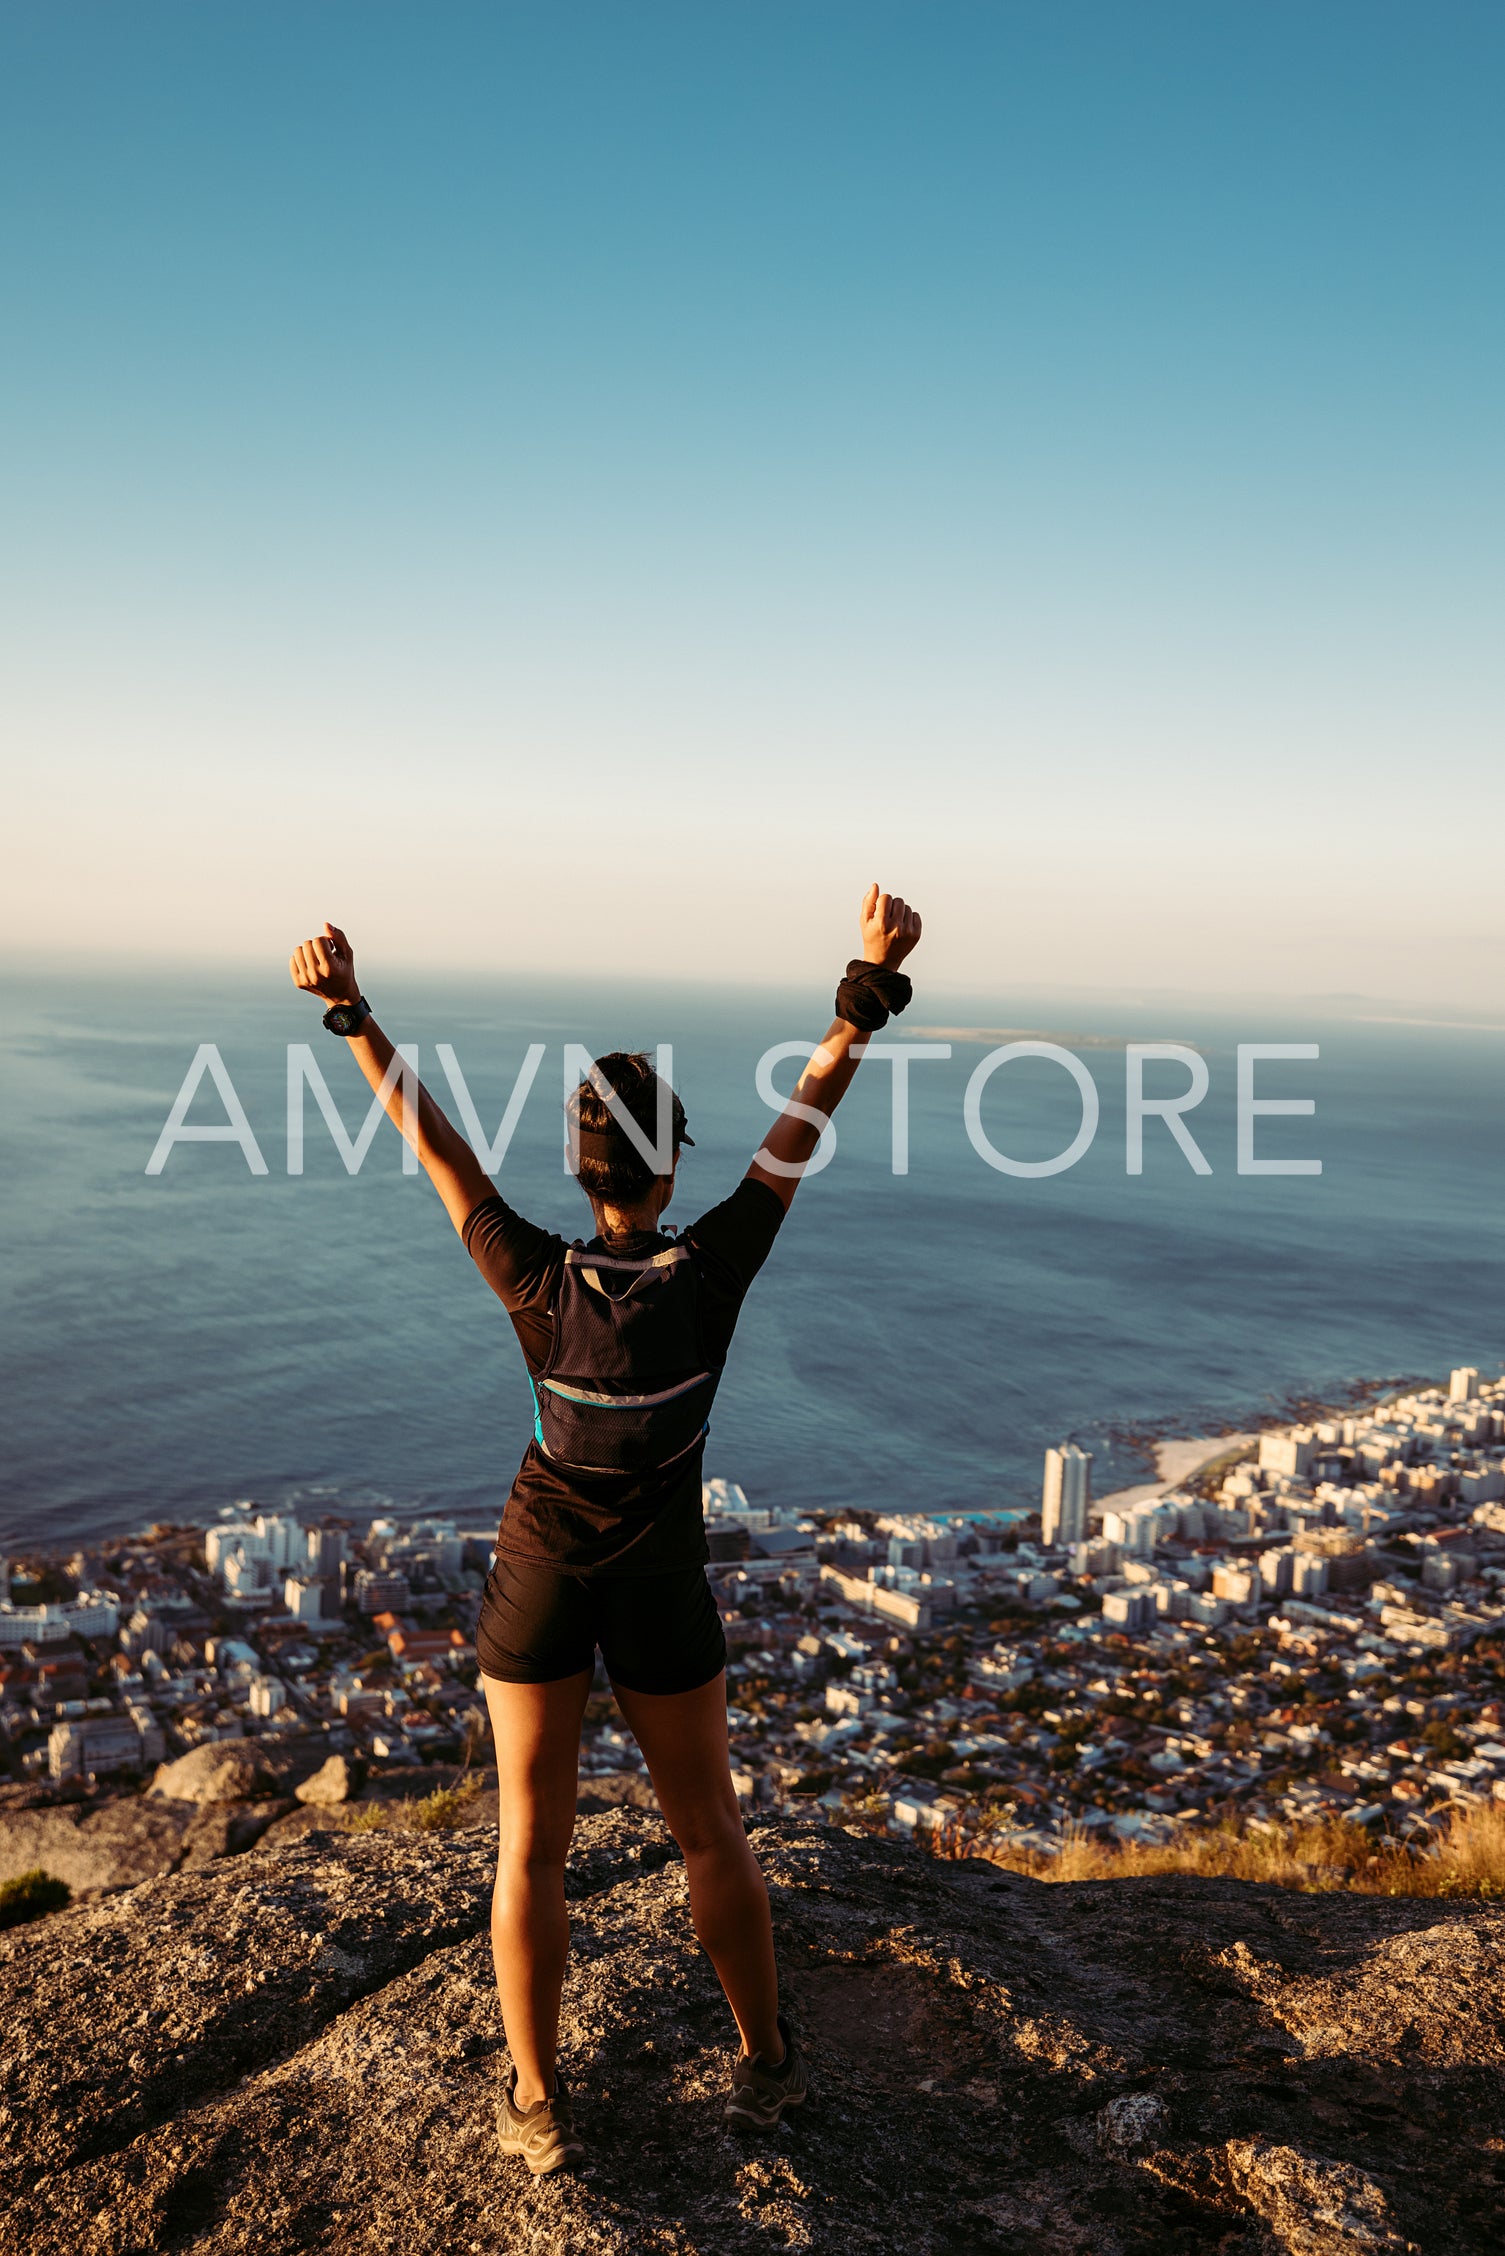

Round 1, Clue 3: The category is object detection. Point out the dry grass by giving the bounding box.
[944,1798,1505,1899]
[342,1775,486,1835]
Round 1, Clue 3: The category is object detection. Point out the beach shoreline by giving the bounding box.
[1090,1432,1256,1521]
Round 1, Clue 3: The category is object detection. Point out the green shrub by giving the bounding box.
[0,1869,71,1928]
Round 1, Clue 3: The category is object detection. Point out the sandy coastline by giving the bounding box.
[1089,1432,1255,1521]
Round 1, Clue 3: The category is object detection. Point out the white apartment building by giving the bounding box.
[1211,1564,1262,1611]
[819,1564,934,1631]
[0,1604,70,1649]
[372,1517,465,1578]
[68,1590,121,1640]
[702,1478,776,1532]
[1042,1444,1092,1548]
[284,1575,325,1623]
[1260,1547,1295,1596]
[221,1547,272,1601]
[49,1709,164,1782]
[1259,1429,1316,1480]
[254,1514,304,1571]
[1101,1588,1155,1631]
[205,1521,261,1576]
[0,1590,120,1649]
[1101,1499,1164,1555]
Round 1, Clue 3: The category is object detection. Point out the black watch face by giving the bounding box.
[327,1004,357,1032]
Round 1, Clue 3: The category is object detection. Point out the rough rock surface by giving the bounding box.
[0,1750,453,1896]
[294,1755,366,1807]
[577,1767,660,1813]
[149,1744,288,1806]
[0,1793,294,1897]
[0,1758,655,1900]
[2,1814,1502,2254]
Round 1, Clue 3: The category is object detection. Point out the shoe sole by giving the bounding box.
[499,2135,586,2177]
[497,2118,587,2176]
[525,2140,585,2177]
[725,2088,808,2132]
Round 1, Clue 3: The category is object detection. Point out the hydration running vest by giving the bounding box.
[530,1240,722,1476]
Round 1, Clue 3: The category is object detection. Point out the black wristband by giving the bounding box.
[834,960,912,1032]
[322,997,372,1037]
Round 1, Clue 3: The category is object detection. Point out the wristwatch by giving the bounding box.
[321,997,373,1037]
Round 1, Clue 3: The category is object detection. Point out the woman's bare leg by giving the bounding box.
[481,1668,593,2106]
[613,1671,783,2061]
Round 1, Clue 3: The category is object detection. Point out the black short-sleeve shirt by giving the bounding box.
[462,1177,785,1575]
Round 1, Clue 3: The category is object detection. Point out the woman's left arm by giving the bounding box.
[746,885,922,1213]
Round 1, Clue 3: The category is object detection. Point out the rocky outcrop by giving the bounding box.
[148,1744,289,1806]
[0,1792,294,1898]
[2,1814,1502,2254]
[0,1742,307,1899]
[0,1753,651,1904]
[0,1750,465,1898]
[293,1754,366,1806]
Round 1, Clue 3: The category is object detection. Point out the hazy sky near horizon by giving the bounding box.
[3,3,1502,1005]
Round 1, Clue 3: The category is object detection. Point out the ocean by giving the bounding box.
[2,966,1502,1552]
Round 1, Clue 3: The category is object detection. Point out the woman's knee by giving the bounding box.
[671,1804,758,1867]
[494,1778,578,1871]
[493,1835,572,1891]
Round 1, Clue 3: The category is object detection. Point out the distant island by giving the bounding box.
[910,1024,1200,1050]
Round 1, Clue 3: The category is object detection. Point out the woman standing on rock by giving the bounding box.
[288,885,922,2173]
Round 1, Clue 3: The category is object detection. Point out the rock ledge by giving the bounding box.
[2,1814,1502,2254]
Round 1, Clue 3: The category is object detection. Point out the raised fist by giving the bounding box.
[289,921,360,1005]
[859,884,922,971]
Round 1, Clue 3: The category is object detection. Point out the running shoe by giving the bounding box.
[496,2070,586,2175]
[724,2015,809,2131]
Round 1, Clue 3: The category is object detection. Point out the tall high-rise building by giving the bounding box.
[1041,1444,1092,1547]
[306,1525,346,1575]
[1449,1366,1480,1403]
[255,1514,304,1571]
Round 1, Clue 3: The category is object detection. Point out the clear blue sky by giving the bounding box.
[3,3,1501,1002]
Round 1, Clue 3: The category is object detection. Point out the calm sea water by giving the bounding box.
[1,967,1501,1551]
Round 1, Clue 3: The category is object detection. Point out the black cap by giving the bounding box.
[571,1085,692,1174]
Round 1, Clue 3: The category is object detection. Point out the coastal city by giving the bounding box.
[3,1364,1505,1857]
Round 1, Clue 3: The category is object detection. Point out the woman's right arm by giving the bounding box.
[288,921,494,1235]
[746,884,922,1214]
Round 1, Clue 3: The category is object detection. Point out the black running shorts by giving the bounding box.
[475,1556,728,1694]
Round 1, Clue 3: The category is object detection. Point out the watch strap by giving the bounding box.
[322,997,372,1036]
